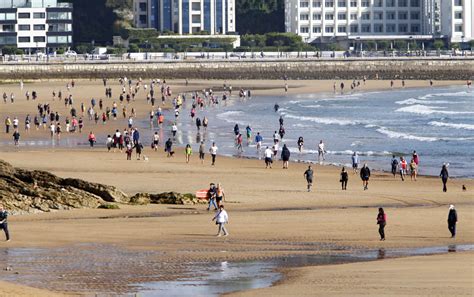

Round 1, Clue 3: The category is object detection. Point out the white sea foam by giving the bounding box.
[395,98,452,105]
[216,111,248,125]
[396,104,474,115]
[429,121,474,131]
[375,126,439,142]
[284,114,359,126]
[303,104,322,108]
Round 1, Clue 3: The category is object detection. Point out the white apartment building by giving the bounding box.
[285,0,473,44]
[133,0,235,35]
[440,0,473,43]
[0,0,72,51]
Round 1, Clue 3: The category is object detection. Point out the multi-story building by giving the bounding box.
[440,0,473,43]
[0,0,72,52]
[133,0,235,35]
[285,0,472,44]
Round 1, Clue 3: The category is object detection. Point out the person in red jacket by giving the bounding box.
[88,131,96,147]
[377,208,387,241]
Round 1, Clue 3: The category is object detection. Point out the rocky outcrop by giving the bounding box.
[0,160,203,213]
[130,192,204,205]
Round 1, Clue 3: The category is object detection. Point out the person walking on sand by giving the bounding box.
[185,144,192,163]
[0,205,10,241]
[377,208,386,241]
[216,183,226,207]
[410,158,417,181]
[304,165,314,192]
[255,132,263,154]
[207,183,217,211]
[281,144,290,169]
[440,164,449,192]
[12,130,20,146]
[360,163,371,190]
[88,131,96,147]
[340,167,348,190]
[447,205,457,238]
[399,157,407,181]
[212,205,229,237]
[297,137,304,153]
[264,146,273,169]
[352,152,359,174]
[391,155,399,178]
[165,138,174,157]
[209,142,218,166]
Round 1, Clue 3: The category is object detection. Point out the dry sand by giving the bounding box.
[0,78,472,296]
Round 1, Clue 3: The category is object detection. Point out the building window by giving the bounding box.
[350,25,358,33]
[300,13,309,20]
[2,24,14,32]
[454,12,462,19]
[350,0,357,7]
[410,24,419,33]
[33,12,45,19]
[386,12,395,20]
[410,12,419,20]
[139,3,147,11]
[337,13,346,20]
[0,36,16,45]
[48,23,72,32]
[398,0,407,7]
[350,13,357,20]
[18,37,30,42]
[398,11,408,20]
[18,24,30,31]
[313,13,321,20]
[313,26,321,33]
[312,1,321,7]
[325,13,334,20]
[410,0,419,7]
[325,26,334,33]
[361,24,370,32]
[398,24,408,32]
[192,15,200,23]
[454,24,463,32]
[374,24,383,32]
[338,26,346,33]
[139,15,147,25]
[386,0,395,7]
[48,12,72,20]
[33,36,45,43]
[300,26,309,33]
[337,1,346,6]
[374,12,383,20]
[386,24,396,32]
[300,1,309,7]
[34,24,46,30]
[454,0,462,5]
[192,2,201,10]
[361,0,369,7]
[373,0,382,7]
[18,13,30,19]
[361,12,370,20]
[325,1,334,7]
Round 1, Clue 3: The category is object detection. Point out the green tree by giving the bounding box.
[433,40,444,50]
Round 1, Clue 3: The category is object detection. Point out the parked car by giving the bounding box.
[65,50,77,57]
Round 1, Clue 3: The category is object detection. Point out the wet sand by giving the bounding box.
[0,79,472,295]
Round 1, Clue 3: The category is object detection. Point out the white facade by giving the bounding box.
[441,0,473,43]
[285,0,473,43]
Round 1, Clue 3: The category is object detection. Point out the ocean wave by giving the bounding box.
[395,104,474,115]
[284,113,359,126]
[433,91,473,97]
[327,150,392,156]
[375,126,439,142]
[429,121,474,131]
[395,98,452,105]
[216,111,248,125]
[302,104,322,108]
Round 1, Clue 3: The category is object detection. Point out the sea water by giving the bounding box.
[157,86,473,177]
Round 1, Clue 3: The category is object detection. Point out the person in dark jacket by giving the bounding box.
[281,144,290,169]
[0,204,10,241]
[377,207,386,241]
[440,164,449,192]
[360,163,371,190]
[165,138,174,157]
[340,167,348,190]
[447,205,457,238]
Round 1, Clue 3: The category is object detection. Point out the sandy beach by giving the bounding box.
[0,78,472,296]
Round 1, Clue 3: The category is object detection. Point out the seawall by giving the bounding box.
[0,58,473,80]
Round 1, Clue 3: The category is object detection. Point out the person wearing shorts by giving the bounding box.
[304,165,314,192]
[264,146,273,169]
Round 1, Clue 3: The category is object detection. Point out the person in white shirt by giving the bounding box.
[171,123,178,138]
[209,142,218,166]
[318,140,326,163]
[212,205,229,237]
[264,146,273,169]
[50,123,55,138]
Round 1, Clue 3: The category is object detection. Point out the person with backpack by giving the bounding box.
[377,208,387,241]
[360,163,371,190]
[391,155,399,178]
